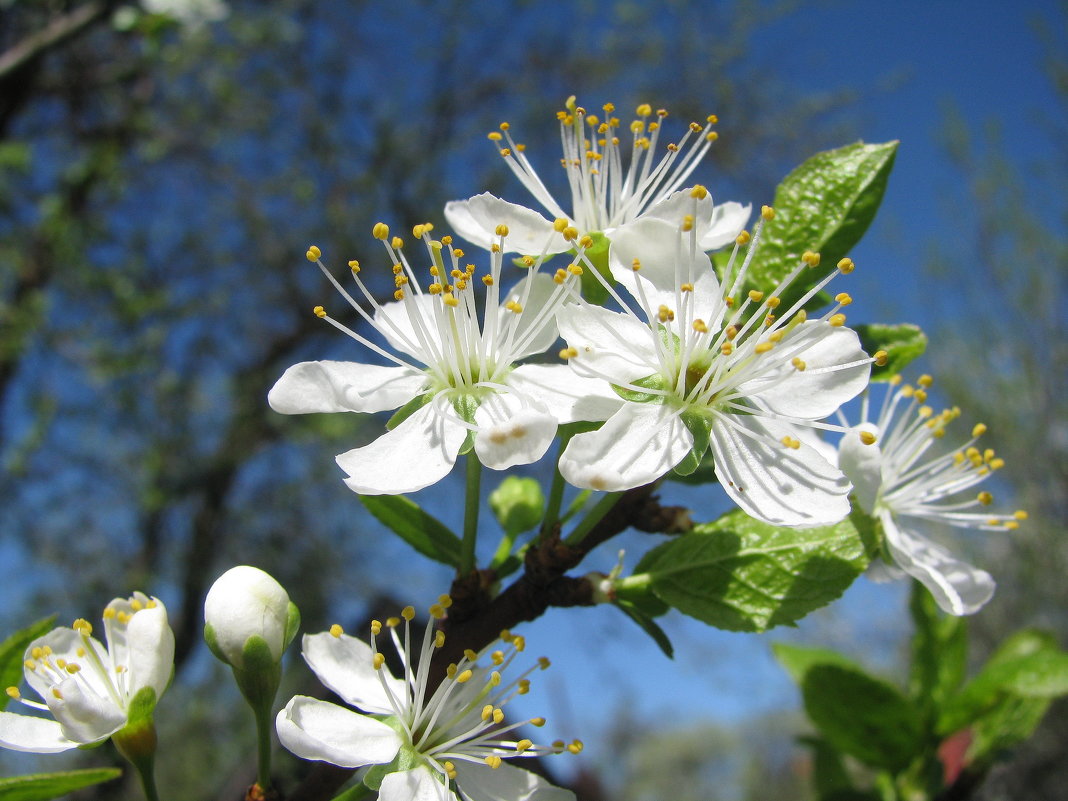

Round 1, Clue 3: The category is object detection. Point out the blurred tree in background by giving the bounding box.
[0,1,863,797]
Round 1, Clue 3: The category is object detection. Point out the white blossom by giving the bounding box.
[838,375,1026,615]
[268,223,613,495]
[277,600,577,801]
[0,593,174,753]
[445,98,750,255]
[555,192,873,527]
[204,566,295,668]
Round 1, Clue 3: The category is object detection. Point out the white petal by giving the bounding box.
[609,217,720,299]
[301,632,403,715]
[556,304,659,385]
[380,766,456,801]
[445,194,568,255]
[374,294,439,362]
[837,424,883,514]
[880,511,995,616]
[499,273,562,361]
[698,201,752,251]
[269,361,425,415]
[124,604,174,702]
[0,712,78,753]
[742,323,870,419]
[709,414,851,527]
[560,404,692,491]
[275,696,401,768]
[454,761,575,801]
[639,189,713,230]
[336,401,465,495]
[23,629,100,702]
[474,394,557,470]
[46,676,126,744]
[506,364,622,424]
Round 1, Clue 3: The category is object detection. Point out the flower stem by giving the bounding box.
[540,430,575,542]
[253,693,274,791]
[565,491,622,546]
[460,455,483,575]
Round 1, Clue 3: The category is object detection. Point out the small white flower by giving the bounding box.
[204,566,296,668]
[445,98,750,254]
[277,600,578,801]
[838,375,1026,615]
[268,224,613,495]
[141,0,228,26]
[556,193,873,527]
[0,593,174,753]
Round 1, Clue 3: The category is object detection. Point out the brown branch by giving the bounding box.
[0,1,113,82]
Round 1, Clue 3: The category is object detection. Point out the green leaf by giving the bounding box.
[488,476,545,537]
[908,580,967,717]
[0,768,122,801]
[745,141,898,311]
[0,617,56,710]
[802,664,925,771]
[798,736,855,798]
[614,600,674,659]
[772,642,864,686]
[938,631,1068,735]
[578,232,614,305]
[359,495,462,568]
[385,391,432,430]
[855,323,927,382]
[631,509,868,632]
[611,372,669,404]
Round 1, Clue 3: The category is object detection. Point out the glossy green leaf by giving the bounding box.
[772,642,864,686]
[630,509,868,632]
[855,323,927,381]
[0,768,121,801]
[0,617,56,710]
[743,141,898,311]
[359,495,462,568]
[802,664,924,771]
[614,599,674,659]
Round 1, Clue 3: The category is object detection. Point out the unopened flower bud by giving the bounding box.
[204,566,299,669]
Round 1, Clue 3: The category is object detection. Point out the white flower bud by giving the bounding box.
[204,566,294,668]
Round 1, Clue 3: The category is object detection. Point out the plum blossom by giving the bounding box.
[0,593,174,753]
[277,599,577,801]
[445,98,750,255]
[268,223,614,495]
[555,190,875,527]
[838,375,1026,615]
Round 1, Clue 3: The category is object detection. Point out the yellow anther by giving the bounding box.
[680,282,694,293]
[6,687,19,699]
[553,740,566,752]
[657,108,668,117]
[725,325,739,341]
[499,148,511,157]
[492,708,505,724]
[918,406,933,418]
[500,629,513,642]
[766,296,781,309]
[874,350,888,366]
[1005,521,1019,530]
[706,131,719,141]
[495,224,509,237]
[464,648,478,662]
[692,319,708,333]
[578,235,595,250]
[65,663,80,674]
[435,630,446,648]
[481,704,494,721]
[754,342,774,354]
[636,103,652,117]
[829,313,846,327]
[313,306,327,318]
[400,606,415,622]
[373,653,385,670]
[631,258,642,272]
[918,374,934,387]
[791,357,806,371]
[103,607,116,620]
[559,347,579,360]
[690,185,708,199]
[428,283,443,295]
[780,436,801,450]
[972,423,987,438]
[499,121,510,131]
[834,292,853,305]
[859,430,877,446]
[386,616,400,628]
[901,384,915,398]
[444,761,457,779]
[802,251,821,267]
[329,624,343,638]
[562,226,579,241]
[682,214,695,232]
[530,717,546,727]
[518,679,531,695]
[538,657,551,670]
[393,289,405,301]
[305,245,322,262]
[553,217,569,232]
[720,342,734,355]
[567,263,583,276]
[748,290,764,302]
[689,121,702,133]
[984,448,996,462]
[761,205,775,220]
[568,740,584,754]
[512,635,526,652]
[51,688,63,700]
[372,222,389,240]
[978,491,993,506]
[72,618,92,636]
[491,650,505,665]
[488,131,502,141]
[446,663,457,678]
[348,259,360,273]
[764,314,776,327]
[736,230,751,246]
[390,236,403,250]
[490,671,502,686]
[914,389,928,403]
[412,224,425,238]
[988,457,1005,470]
[456,669,473,684]
[442,293,458,307]
[485,756,503,769]
[837,257,855,274]
[370,620,381,635]
[516,738,533,753]
[1014,510,1028,520]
